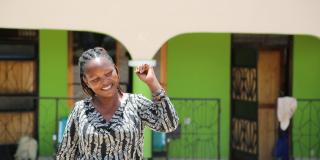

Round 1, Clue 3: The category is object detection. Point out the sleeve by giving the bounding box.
[135,94,179,133]
[56,104,80,160]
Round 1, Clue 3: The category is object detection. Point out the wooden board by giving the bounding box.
[258,108,277,160]
[160,43,167,90]
[258,49,281,160]
[0,112,34,144]
[0,61,35,93]
[258,50,281,104]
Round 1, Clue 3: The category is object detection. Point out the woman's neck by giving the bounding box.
[94,93,122,110]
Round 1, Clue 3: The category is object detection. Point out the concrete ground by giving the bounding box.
[38,156,54,160]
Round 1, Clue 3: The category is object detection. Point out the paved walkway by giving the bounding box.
[38,156,54,160]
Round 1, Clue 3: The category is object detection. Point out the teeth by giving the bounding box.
[102,85,112,90]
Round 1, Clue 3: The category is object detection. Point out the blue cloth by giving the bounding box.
[58,118,68,143]
[274,130,289,160]
[152,132,166,152]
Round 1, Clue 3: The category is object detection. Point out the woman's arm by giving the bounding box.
[136,93,179,132]
[135,64,179,132]
[56,104,79,159]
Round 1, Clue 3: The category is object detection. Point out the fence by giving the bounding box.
[0,96,221,160]
[167,98,221,160]
[293,99,320,160]
[0,96,81,159]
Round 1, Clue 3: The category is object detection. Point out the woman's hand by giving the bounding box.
[135,64,162,93]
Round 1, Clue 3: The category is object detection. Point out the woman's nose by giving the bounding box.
[101,75,111,84]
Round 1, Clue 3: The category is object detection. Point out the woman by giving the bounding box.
[56,47,179,159]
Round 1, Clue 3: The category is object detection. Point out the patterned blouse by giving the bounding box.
[56,93,179,160]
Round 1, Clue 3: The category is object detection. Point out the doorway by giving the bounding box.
[231,34,292,160]
[258,49,286,160]
[0,29,38,160]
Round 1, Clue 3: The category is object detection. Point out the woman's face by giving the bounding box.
[83,57,119,98]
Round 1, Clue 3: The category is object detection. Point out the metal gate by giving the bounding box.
[166,97,221,160]
[293,99,320,159]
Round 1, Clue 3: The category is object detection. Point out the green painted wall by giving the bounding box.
[292,35,320,158]
[39,30,69,155]
[167,33,231,159]
[293,35,320,98]
[132,73,152,158]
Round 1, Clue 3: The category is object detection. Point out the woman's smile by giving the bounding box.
[102,84,113,91]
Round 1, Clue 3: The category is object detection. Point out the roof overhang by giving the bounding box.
[1,0,319,59]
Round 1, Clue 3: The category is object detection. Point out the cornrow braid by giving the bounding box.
[78,47,121,97]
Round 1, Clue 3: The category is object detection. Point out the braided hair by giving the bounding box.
[79,47,121,97]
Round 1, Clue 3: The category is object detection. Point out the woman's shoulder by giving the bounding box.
[72,97,92,111]
[125,93,153,107]
[125,93,147,101]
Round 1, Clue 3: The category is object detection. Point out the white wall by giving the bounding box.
[1,0,319,59]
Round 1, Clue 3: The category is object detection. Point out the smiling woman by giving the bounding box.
[79,47,121,99]
[56,47,179,160]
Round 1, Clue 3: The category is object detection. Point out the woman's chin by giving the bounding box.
[96,89,117,98]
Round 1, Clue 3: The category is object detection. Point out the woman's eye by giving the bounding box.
[105,71,112,77]
[91,78,100,83]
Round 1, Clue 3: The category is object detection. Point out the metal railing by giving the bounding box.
[0,96,221,160]
[0,96,81,159]
[293,99,320,160]
[167,97,221,160]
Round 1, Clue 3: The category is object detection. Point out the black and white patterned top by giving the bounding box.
[56,93,179,160]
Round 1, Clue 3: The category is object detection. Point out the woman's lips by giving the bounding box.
[102,84,112,91]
